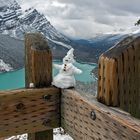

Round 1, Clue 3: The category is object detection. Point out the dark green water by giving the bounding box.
[0,61,97,90]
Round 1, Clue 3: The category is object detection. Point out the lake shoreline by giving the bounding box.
[0,60,97,90]
[0,59,98,74]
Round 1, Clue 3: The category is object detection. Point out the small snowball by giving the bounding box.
[29,83,34,88]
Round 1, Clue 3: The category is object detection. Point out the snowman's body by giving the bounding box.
[52,48,82,88]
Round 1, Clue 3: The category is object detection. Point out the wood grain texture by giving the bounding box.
[0,87,61,138]
[25,33,52,88]
[98,56,118,106]
[25,33,53,140]
[31,48,52,88]
[97,36,140,118]
[61,89,140,140]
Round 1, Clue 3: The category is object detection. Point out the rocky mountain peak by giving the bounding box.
[0,0,70,46]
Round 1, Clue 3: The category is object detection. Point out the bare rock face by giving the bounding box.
[0,0,70,46]
[0,34,24,72]
[0,0,70,73]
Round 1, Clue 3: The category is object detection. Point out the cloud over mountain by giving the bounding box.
[17,0,140,38]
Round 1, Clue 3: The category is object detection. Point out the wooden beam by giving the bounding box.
[25,33,53,139]
[61,89,140,140]
[24,33,52,88]
[0,87,61,138]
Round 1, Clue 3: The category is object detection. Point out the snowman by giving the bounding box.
[52,48,82,88]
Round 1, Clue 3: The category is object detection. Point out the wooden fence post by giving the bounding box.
[97,36,140,118]
[25,33,53,140]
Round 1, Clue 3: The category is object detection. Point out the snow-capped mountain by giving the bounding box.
[0,0,74,72]
[0,0,73,72]
[0,0,71,49]
[0,0,22,31]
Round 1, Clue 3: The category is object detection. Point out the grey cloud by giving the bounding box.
[103,0,140,15]
[17,0,140,38]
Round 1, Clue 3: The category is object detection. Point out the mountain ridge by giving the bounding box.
[0,0,71,49]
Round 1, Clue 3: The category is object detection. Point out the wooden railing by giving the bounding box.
[97,36,140,119]
[0,88,60,138]
[0,33,139,140]
[61,89,140,140]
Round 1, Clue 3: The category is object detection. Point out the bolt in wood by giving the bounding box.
[91,110,96,120]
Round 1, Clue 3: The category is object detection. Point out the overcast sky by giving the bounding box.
[17,0,140,38]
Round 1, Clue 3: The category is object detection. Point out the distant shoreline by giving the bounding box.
[0,59,97,73]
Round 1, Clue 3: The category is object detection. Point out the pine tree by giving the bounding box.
[135,19,140,26]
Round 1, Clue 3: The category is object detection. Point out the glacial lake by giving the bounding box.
[0,60,97,90]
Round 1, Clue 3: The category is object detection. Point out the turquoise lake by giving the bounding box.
[0,60,97,90]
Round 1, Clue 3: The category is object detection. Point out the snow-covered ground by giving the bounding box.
[46,36,72,49]
[4,129,73,140]
[0,59,13,72]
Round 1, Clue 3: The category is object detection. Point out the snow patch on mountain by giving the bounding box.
[0,59,13,72]
[0,1,71,49]
[0,0,16,7]
[46,36,72,49]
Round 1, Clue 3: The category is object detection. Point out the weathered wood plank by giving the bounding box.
[110,58,118,105]
[98,56,118,106]
[0,87,61,138]
[61,89,140,140]
[127,46,134,115]
[25,33,53,139]
[104,57,110,105]
[25,33,52,88]
[31,49,52,87]
[132,39,140,118]
[119,39,140,118]
[97,55,105,103]
[97,36,140,118]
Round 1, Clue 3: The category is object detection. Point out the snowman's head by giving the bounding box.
[63,55,75,64]
[63,48,75,64]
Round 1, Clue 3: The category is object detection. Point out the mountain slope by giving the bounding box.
[0,34,24,71]
[0,1,71,47]
[0,59,13,72]
[72,33,129,62]
[0,0,74,64]
[0,0,99,64]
